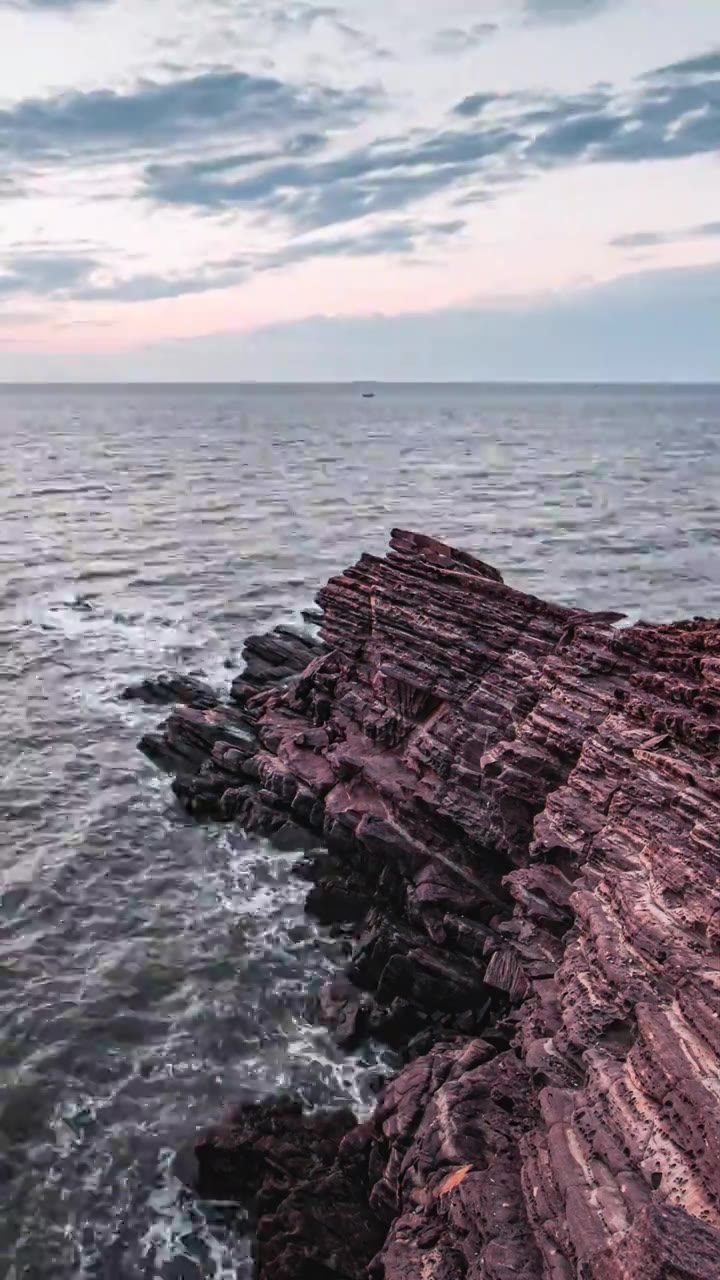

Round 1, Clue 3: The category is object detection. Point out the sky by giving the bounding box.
[0,0,719,380]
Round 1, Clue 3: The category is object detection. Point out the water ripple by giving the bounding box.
[1,383,719,1276]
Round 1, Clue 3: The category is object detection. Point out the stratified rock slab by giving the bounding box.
[142,530,720,1280]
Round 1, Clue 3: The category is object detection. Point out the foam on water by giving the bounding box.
[2,383,719,1276]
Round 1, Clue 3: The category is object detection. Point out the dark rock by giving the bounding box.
[367,997,427,1052]
[172,1142,199,1190]
[195,1098,353,1202]
[592,1204,720,1280]
[230,626,326,705]
[264,820,323,853]
[139,530,720,1279]
[299,851,373,925]
[161,1257,203,1280]
[317,977,369,1049]
[194,1099,385,1280]
[122,673,219,710]
[302,607,324,626]
[305,881,371,925]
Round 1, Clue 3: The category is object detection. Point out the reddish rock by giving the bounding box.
[229,626,326,707]
[144,530,720,1280]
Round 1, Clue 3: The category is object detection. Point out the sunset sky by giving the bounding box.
[1,0,719,379]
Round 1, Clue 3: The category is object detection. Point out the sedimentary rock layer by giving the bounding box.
[143,530,720,1280]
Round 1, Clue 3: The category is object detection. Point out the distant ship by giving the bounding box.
[362,392,375,398]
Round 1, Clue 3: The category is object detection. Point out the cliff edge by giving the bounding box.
[139,529,720,1280]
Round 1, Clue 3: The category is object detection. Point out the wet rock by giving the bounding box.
[299,851,373,925]
[230,626,326,705]
[144,530,720,1279]
[317,976,370,1049]
[121,673,219,710]
[172,1142,199,1190]
[366,997,428,1053]
[302,607,324,626]
[266,820,323,853]
[194,1099,384,1280]
[161,1257,203,1280]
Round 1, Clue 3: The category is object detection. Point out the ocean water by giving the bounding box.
[1,382,719,1277]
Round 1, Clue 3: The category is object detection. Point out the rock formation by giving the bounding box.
[141,529,720,1280]
[122,672,220,709]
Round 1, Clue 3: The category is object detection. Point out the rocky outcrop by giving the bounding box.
[142,530,720,1280]
[122,672,220,709]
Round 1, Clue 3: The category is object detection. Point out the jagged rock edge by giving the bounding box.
[139,528,720,1280]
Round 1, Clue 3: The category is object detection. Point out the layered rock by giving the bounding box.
[122,672,219,709]
[141,530,720,1280]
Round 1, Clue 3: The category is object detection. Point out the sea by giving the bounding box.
[1,383,719,1278]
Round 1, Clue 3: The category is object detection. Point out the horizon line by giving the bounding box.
[1,379,720,389]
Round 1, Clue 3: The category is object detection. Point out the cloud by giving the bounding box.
[5,259,719,383]
[138,48,720,232]
[611,221,720,249]
[92,219,462,299]
[521,80,720,167]
[0,0,107,8]
[263,218,463,269]
[649,50,720,79]
[0,252,98,296]
[0,176,22,197]
[611,231,675,249]
[0,69,373,162]
[430,24,498,54]
[266,2,391,56]
[1,31,716,255]
[457,54,720,170]
[1,26,719,321]
[143,122,520,226]
[268,2,338,32]
[78,269,241,302]
[524,0,615,24]
[0,307,48,325]
[147,258,720,383]
[0,220,465,304]
[453,93,499,119]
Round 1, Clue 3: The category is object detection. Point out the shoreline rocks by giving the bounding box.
[121,672,220,709]
[195,1099,383,1280]
[139,529,720,1279]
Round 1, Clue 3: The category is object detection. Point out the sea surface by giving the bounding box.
[1,383,719,1278]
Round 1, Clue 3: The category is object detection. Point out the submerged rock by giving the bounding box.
[142,529,720,1279]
